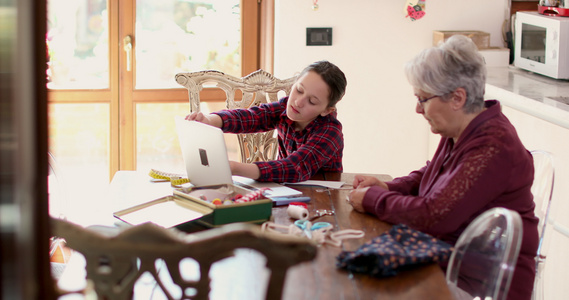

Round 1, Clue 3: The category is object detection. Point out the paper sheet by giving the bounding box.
[232,176,303,197]
[232,176,347,196]
[285,180,346,189]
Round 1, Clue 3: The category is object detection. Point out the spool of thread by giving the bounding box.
[289,202,308,209]
[287,204,309,220]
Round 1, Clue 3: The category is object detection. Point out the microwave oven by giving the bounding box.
[514,11,569,80]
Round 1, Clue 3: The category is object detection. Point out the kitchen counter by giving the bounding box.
[485,66,569,129]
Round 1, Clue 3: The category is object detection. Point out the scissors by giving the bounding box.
[309,209,335,221]
[294,220,332,239]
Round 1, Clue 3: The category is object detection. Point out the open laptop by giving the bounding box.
[174,116,233,186]
[174,116,305,204]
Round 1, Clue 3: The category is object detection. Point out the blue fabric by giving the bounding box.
[336,224,453,277]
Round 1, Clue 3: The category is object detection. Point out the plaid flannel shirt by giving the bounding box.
[214,97,343,183]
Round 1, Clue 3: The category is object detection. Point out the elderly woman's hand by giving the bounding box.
[352,174,388,189]
[347,187,369,212]
[348,175,389,212]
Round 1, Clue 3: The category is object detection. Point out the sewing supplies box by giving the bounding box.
[113,183,272,228]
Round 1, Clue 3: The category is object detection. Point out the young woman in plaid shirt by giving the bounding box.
[185,60,347,183]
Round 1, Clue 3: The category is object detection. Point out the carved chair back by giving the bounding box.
[52,218,317,300]
[175,70,296,163]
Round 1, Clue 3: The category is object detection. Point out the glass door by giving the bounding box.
[47,0,115,222]
[46,0,266,224]
[125,0,243,174]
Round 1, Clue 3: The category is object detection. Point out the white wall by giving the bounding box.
[273,0,509,178]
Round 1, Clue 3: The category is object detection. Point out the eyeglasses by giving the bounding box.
[416,95,440,108]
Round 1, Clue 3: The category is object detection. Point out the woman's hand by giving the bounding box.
[352,174,388,189]
[184,112,223,128]
[348,175,388,212]
[347,187,369,212]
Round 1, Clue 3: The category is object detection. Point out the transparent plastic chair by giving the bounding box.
[446,207,523,300]
[530,150,555,300]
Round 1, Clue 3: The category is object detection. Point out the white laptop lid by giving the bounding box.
[174,116,233,186]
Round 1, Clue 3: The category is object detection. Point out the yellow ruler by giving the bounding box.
[148,169,189,187]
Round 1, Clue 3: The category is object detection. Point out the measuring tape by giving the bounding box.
[148,169,189,187]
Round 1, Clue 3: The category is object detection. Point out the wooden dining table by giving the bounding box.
[57,171,454,300]
[275,172,453,300]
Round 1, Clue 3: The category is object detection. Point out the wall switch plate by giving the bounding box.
[306,27,332,46]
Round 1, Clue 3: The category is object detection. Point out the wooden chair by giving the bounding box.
[446,207,523,300]
[51,218,317,300]
[175,70,296,163]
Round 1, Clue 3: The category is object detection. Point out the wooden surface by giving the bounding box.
[57,171,454,300]
[276,172,453,300]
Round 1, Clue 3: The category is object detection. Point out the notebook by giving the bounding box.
[174,117,304,204]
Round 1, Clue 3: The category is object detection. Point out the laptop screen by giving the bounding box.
[174,117,233,186]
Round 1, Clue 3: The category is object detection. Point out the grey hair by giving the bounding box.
[404,35,487,113]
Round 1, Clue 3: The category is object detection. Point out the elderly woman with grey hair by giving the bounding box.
[347,35,539,300]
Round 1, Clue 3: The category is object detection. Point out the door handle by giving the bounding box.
[123,35,132,72]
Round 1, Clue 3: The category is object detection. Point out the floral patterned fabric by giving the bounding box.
[336,224,452,277]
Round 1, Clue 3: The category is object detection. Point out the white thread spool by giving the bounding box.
[287,204,309,220]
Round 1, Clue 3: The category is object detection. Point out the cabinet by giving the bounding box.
[511,0,539,16]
